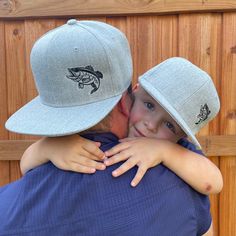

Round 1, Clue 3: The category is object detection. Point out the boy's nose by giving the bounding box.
[144,119,159,133]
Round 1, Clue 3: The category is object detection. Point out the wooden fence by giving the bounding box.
[0,1,236,235]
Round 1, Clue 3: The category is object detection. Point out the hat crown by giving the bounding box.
[30,20,132,107]
[5,20,133,137]
[139,57,220,147]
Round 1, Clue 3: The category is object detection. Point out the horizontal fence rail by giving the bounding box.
[0,135,236,160]
[1,0,236,19]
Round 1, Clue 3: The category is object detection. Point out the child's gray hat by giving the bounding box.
[139,57,220,148]
[5,19,132,136]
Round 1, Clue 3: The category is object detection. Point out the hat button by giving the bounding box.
[67,19,77,25]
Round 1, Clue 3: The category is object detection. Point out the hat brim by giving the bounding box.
[5,95,121,136]
[140,79,201,149]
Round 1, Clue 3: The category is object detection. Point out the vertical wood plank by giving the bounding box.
[127,16,153,84]
[127,15,178,85]
[106,16,127,35]
[152,15,178,64]
[75,16,107,22]
[106,16,129,81]
[179,13,222,236]
[5,21,27,182]
[220,12,236,236]
[126,16,138,85]
[0,20,10,186]
[0,21,8,139]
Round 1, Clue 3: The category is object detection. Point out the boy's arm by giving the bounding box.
[105,138,223,194]
[202,223,213,236]
[20,135,106,175]
[161,140,223,194]
[20,139,49,174]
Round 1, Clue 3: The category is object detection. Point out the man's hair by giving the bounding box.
[127,84,133,96]
[84,114,112,133]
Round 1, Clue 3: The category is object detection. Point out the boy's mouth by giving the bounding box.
[133,126,145,137]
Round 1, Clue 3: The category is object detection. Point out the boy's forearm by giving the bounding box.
[20,138,49,175]
[161,141,223,194]
[202,222,214,236]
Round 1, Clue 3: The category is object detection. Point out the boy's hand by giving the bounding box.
[42,135,106,173]
[104,138,166,187]
[21,134,106,175]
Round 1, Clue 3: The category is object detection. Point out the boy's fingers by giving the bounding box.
[83,151,105,162]
[131,167,147,187]
[112,158,136,177]
[104,151,129,166]
[119,138,136,142]
[83,142,105,160]
[94,142,101,147]
[74,157,106,171]
[105,143,130,157]
[71,163,97,174]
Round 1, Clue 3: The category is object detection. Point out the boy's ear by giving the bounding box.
[118,93,132,118]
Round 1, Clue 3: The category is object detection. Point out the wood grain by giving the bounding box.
[0,140,35,160]
[152,15,178,64]
[178,13,222,235]
[5,20,27,182]
[0,135,235,161]
[220,12,236,236]
[1,0,236,18]
[0,20,10,186]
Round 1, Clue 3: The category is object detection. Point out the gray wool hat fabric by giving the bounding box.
[5,19,133,136]
[139,57,220,148]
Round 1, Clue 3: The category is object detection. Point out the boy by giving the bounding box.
[20,57,223,195]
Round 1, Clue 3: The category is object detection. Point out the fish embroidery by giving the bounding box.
[67,66,103,94]
[195,104,211,125]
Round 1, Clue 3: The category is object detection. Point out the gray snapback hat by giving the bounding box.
[5,19,132,136]
[139,57,220,148]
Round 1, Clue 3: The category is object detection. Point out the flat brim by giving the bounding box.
[5,95,121,136]
[140,79,201,149]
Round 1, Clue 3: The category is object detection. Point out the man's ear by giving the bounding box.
[118,92,132,118]
[132,83,139,92]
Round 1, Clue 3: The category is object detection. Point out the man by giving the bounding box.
[1,19,212,235]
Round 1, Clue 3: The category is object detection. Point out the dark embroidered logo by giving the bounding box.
[195,104,211,125]
[66,66,103,94]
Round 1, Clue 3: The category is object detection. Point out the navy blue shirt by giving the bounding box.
[0,133,211,236]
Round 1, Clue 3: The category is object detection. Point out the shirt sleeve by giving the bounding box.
[177,138,205,156]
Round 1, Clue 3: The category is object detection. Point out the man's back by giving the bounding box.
[0,133,211,236]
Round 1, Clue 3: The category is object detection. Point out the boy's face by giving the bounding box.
[128,86,186,143]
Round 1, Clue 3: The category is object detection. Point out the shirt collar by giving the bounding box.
[81,132,119,146]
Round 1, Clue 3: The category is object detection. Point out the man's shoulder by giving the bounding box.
[178,138,204,155]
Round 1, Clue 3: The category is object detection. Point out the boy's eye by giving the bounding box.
[144,102,155,111]
[164,121,176,134]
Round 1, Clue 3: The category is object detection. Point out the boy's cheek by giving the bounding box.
[128,113,139,126]
[128,115,138,137]
[129,103,144,124]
